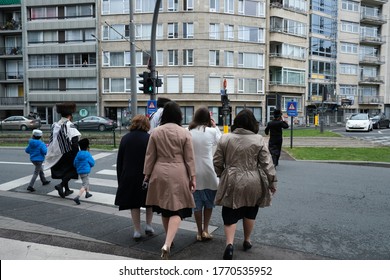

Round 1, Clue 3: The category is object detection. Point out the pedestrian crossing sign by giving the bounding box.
[147,100,157,116]
[287,101,298,117]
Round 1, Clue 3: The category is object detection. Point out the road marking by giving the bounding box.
[0,161,30,165]
[93,152,113,160]
[0,171,51,191]
[75,177,117,188]
[96,169,116,176]
[47,189,116,206]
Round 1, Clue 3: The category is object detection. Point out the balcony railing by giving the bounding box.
[359,55,385,64]
[0,97,24,106]
[360,35,385,44]
[358,95,384,104]
[0,20,22,31]
[0,46,22,55]
[360,13,386,24]
[269,52,306,60]
[0,72,24,80]
[359,75,384,83]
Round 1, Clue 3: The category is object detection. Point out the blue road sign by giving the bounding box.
[147,100,157,116]
[287,101,298,117]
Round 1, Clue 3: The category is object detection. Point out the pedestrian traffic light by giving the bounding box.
[138,71,153,94]
[156,78,163,88]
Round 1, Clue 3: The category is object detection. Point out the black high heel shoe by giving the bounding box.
[243,240,253,251]
[223,244,233,260]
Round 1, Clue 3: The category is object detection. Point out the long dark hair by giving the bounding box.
[231,109,259,134]
[188,107,211,131]
[160,101,182,126]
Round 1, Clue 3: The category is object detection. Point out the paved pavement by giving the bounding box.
[0,135,388,260]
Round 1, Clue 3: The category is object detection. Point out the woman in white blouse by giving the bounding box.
[188,107,222,241]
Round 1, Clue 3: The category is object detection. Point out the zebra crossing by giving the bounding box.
[356,136,390,146]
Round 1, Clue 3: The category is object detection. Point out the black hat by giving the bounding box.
[56,102,76,117]
[157,97,171,108]
[273,109,282,118]
[78,138,89,150]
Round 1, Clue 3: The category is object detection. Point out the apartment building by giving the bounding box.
[0,0,23,119]
[1,0,389,126]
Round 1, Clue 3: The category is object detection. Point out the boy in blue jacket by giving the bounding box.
[25,129,51,192]
[73,138,95,205]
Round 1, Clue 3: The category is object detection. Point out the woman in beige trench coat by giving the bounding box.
[144,101,196,259]
[213,109,277,260]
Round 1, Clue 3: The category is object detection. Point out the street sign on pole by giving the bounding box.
[147,100,157,116]
[287,101,298,117]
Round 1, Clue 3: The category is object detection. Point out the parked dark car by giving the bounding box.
[371,114,390,129]
[0,116,41,131]
[74,116,117,131]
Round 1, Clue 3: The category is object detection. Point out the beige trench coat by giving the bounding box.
[144,123,196,211]
[213,128,277,209]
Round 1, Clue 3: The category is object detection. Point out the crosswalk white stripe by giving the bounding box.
[96,169,116,176]
[47,189,115,206]
[93,152,113,160]
[75,177,117,188]
[0,171,51,191]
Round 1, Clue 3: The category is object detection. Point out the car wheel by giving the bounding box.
[98,124,105,132]
[20,125,27,131]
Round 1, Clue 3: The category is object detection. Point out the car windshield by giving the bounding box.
[350,114,368,120]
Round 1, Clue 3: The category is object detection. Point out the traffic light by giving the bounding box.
[138,71,153,94]
[156,78,163,88]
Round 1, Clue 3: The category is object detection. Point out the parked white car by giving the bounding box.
[345,113,373,132]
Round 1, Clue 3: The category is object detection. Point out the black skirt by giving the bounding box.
[152,205,192,220]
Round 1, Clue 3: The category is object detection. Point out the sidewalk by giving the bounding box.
[0,190,328,260]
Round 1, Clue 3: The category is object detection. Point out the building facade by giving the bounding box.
[1,0,389,127]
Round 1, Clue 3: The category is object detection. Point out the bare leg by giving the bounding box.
[164,215,181,247]
[145,207,153,225]
[243,218,255,242]
[130,208,141,234]
[224,223,237,246]
[203,208,213,234]
[194,210,203,236]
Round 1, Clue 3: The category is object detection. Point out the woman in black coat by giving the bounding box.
[115,114,154,240]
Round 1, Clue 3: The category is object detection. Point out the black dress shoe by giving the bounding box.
[64,189,74,196]
[55,185,65,198]
[223,244,233,260]
[243,240,253,251]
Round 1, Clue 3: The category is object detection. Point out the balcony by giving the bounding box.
[360,35,385,45]
[359,55,385,65]
[358,95,384,105]
[358,75,384,84]
[360,13,387,25]
[0,97,24,106]
[0,46,22,56]
[0,20,22,32]
[0,71,23,81]
[270,0,307,14]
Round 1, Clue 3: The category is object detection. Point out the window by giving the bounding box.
[224,0,234,13]
[210,0,219,12]
[238,78,264,94]
[168,23,179,39]
[340,63,358,75]
[340,42,358,54]
[29,7,57,20]
[224,51,234,67]
[168,50,179,66]
[209,50,220,66]
[30,79,58,91]
[341,21,359,33]
[135,23,163,40]
[224,25,234,40]
[167,75,179,93]
[360,46,379,58]
[135,50,151,66]
[339,84,357,96]
[310,38,333,57]
[341,0,359,12]
[270,17,306,37]
[312,0,336,15]
[168,0,178,11]
[182,75,195,93]
[28,31,58,44]
[236,106,262,123]
[238,53,264,69]
[239,26,264,43]
[103,24,130,40]
[238,0,266,17]
[135,0,161,13]
[65,5,94,18]
[183,23,194,39]
[209,23,220,39]
[183,49,194,66]
[103,78,130,93]
[181,106,194,125]
[102,52,129,67]
[277,43,306,59]
[311,14,333,36]
[209,76,221,93]
[270,68,305,85]
[184,0,194,11]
